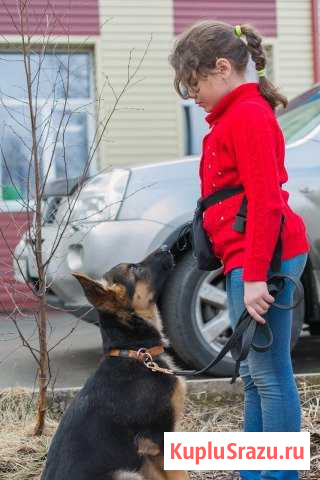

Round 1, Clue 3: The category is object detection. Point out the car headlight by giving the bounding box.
[56,169,130,225]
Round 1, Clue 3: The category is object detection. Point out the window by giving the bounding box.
[278,89,320,145]
[0,52,96,210]
[182,100,208,156]
[264,44,274,82]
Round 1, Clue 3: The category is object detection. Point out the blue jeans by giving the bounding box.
[225,252,308,480]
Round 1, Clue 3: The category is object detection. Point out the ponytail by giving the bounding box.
[240,24,288,110]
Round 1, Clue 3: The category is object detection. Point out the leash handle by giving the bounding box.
[251,323,273,352]
[267,273,304,309]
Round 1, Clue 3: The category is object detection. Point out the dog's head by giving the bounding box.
[72,245,175,330]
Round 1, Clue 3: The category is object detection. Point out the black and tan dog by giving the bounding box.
[41,245,189,480]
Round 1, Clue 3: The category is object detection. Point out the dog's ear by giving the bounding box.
[72,272,106,307]
[72,272,129,313]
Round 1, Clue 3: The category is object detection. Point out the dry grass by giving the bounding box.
[0,383,319,480]
[179,383,320,479]
[0,388,57,480]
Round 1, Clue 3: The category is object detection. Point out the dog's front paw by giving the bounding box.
[137,437,161,456]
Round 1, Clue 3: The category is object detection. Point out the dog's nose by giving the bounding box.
[160,244,170,252]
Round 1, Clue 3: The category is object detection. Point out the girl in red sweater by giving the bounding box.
[169,21,310,480]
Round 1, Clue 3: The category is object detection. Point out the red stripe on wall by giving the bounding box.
[0,212,38,312]
[0,0,99,36]
[174,0,277,37]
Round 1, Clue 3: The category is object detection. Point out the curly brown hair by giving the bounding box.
[168,20,288,111]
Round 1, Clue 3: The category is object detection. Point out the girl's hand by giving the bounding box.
[244,281,275,324]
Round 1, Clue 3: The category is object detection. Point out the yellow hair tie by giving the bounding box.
[234,25,242,37]
[257,68,266,78]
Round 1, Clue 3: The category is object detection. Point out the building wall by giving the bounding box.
[1,0,312,169]
[0,0,315,169]
[319,0,320,48]
[0,0,99,35]
[173,0,277,36]
[276,0,314,99]
[96,0,184,169]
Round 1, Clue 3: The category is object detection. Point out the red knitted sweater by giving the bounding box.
[199,82,310,281]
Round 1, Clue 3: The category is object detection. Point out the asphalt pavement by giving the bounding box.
[0,312,319,390]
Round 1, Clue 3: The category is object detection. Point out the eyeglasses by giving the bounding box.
[180,82,200,99]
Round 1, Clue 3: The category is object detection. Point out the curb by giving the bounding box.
[185,372,320,400]
[2,373,319,400]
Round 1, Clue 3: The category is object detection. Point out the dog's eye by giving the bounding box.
[129,264,144,276]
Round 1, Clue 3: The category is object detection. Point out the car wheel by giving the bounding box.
[159,251,305,377]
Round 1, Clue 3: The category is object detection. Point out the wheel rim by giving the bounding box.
[193,266,233,359]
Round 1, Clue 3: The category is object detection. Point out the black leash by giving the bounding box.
[168,272,304,383]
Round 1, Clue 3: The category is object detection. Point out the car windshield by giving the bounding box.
[278,88,320,144]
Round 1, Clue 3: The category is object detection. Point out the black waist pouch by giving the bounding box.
[191,186,246,271]
[191,199,222,270]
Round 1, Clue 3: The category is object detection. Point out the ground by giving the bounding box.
[0,385,319,480]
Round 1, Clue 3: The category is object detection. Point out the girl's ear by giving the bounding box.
[215,57,232,76]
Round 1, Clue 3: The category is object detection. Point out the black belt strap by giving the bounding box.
[232,195,247,233]
[200,185,244,211]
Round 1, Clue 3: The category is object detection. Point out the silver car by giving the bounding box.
[14,85,320,377]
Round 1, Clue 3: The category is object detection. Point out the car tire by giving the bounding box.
[159,251,305,377]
